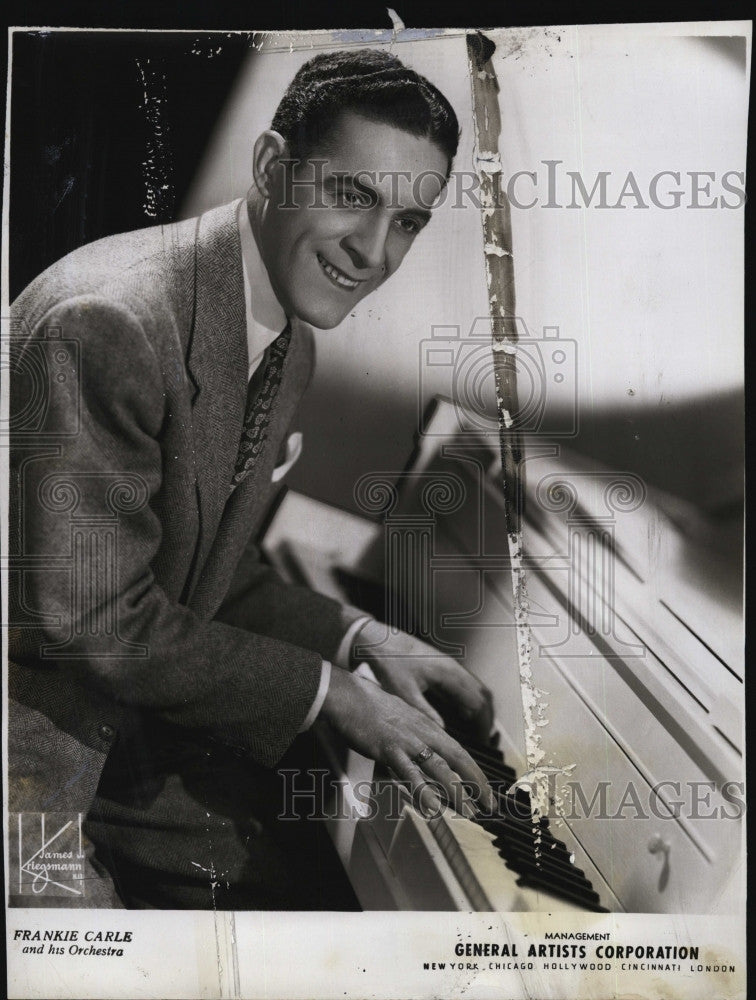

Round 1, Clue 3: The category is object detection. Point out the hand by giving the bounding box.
[352,619,494,740]
[320,666,496,818]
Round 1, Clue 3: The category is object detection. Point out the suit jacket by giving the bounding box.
[8,202,362,872]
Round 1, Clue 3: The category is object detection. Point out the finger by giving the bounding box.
[429,731,496,812]
[385,746,444,819]
[398,687,446,730]
[428,661,494,732]
[420,752,479,819]
[465,686,494,739]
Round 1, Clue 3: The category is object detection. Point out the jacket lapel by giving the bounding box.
[185,202,248,599]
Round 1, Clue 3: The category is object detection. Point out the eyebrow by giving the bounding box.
[323,173,435,224]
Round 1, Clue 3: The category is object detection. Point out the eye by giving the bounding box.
[395,216,422,235]
[335,187,373,209]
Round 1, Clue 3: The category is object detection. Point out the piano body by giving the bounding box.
[262,398,744,915]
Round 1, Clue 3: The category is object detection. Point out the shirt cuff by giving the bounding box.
[334,615,374,669]
[298,660,332,732]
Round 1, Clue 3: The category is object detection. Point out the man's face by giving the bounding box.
[257,111,449,329]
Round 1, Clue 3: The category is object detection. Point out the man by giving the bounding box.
[8,48,494,909]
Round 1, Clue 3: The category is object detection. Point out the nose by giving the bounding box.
[341,211,391,273]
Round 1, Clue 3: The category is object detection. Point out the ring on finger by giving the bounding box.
[411,746,434,765]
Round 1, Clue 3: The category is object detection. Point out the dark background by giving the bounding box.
[9,31,249,299]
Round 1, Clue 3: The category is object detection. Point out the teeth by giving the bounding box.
[317,253,359,289]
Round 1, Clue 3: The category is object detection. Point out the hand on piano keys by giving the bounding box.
[319,659,498,820]
[348,617,495,740]
[317,660,608,912]
[441,723,608,912]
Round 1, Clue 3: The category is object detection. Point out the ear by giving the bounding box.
[252,130,288,199]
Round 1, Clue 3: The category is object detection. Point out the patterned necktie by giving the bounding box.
[231,322,292,490]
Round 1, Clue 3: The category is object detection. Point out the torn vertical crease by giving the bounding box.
[466,32,551,831]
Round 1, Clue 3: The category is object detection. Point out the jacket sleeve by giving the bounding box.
[9,294,326,767]
[214,540,368,662]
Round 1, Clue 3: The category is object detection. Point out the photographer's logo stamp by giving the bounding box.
[11,813,87,897]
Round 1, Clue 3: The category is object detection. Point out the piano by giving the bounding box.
[262,398,744,914]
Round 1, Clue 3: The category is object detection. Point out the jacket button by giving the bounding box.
[98,724,116,741]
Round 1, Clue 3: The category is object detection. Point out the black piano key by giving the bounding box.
[462,743,511,769]
[481,827,586,886]
[479,801,552,837]
[503,866,602,912]
[510,786,537,812]
[495,835,591,887]
[478,804,567,851]
[493,790,571,846]
[447,727,507,760]
[476,805,604,908]
[472,757,520,786]
[489,822,591,881]
[499,848,602,907]
[434,721,606,911]
[514,875,607,912]
[468,754,519,786]
[482,795,555,832]
[513,872,609,913]
[481,814,578,868]
[496,822,588,879]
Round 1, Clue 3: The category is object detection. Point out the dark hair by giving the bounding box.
[271,49,460,175]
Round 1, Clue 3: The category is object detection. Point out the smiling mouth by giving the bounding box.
[316,252,364,290]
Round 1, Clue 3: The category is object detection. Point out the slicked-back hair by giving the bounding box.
[271,49,460,175]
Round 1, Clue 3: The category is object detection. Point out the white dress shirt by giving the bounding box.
[237,198,288,380]
[235,200,371,729]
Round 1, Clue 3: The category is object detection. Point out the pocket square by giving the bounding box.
[271,431,303,483]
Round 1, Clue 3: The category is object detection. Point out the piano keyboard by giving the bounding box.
[449,730,607,911]
[315,710,609,912]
